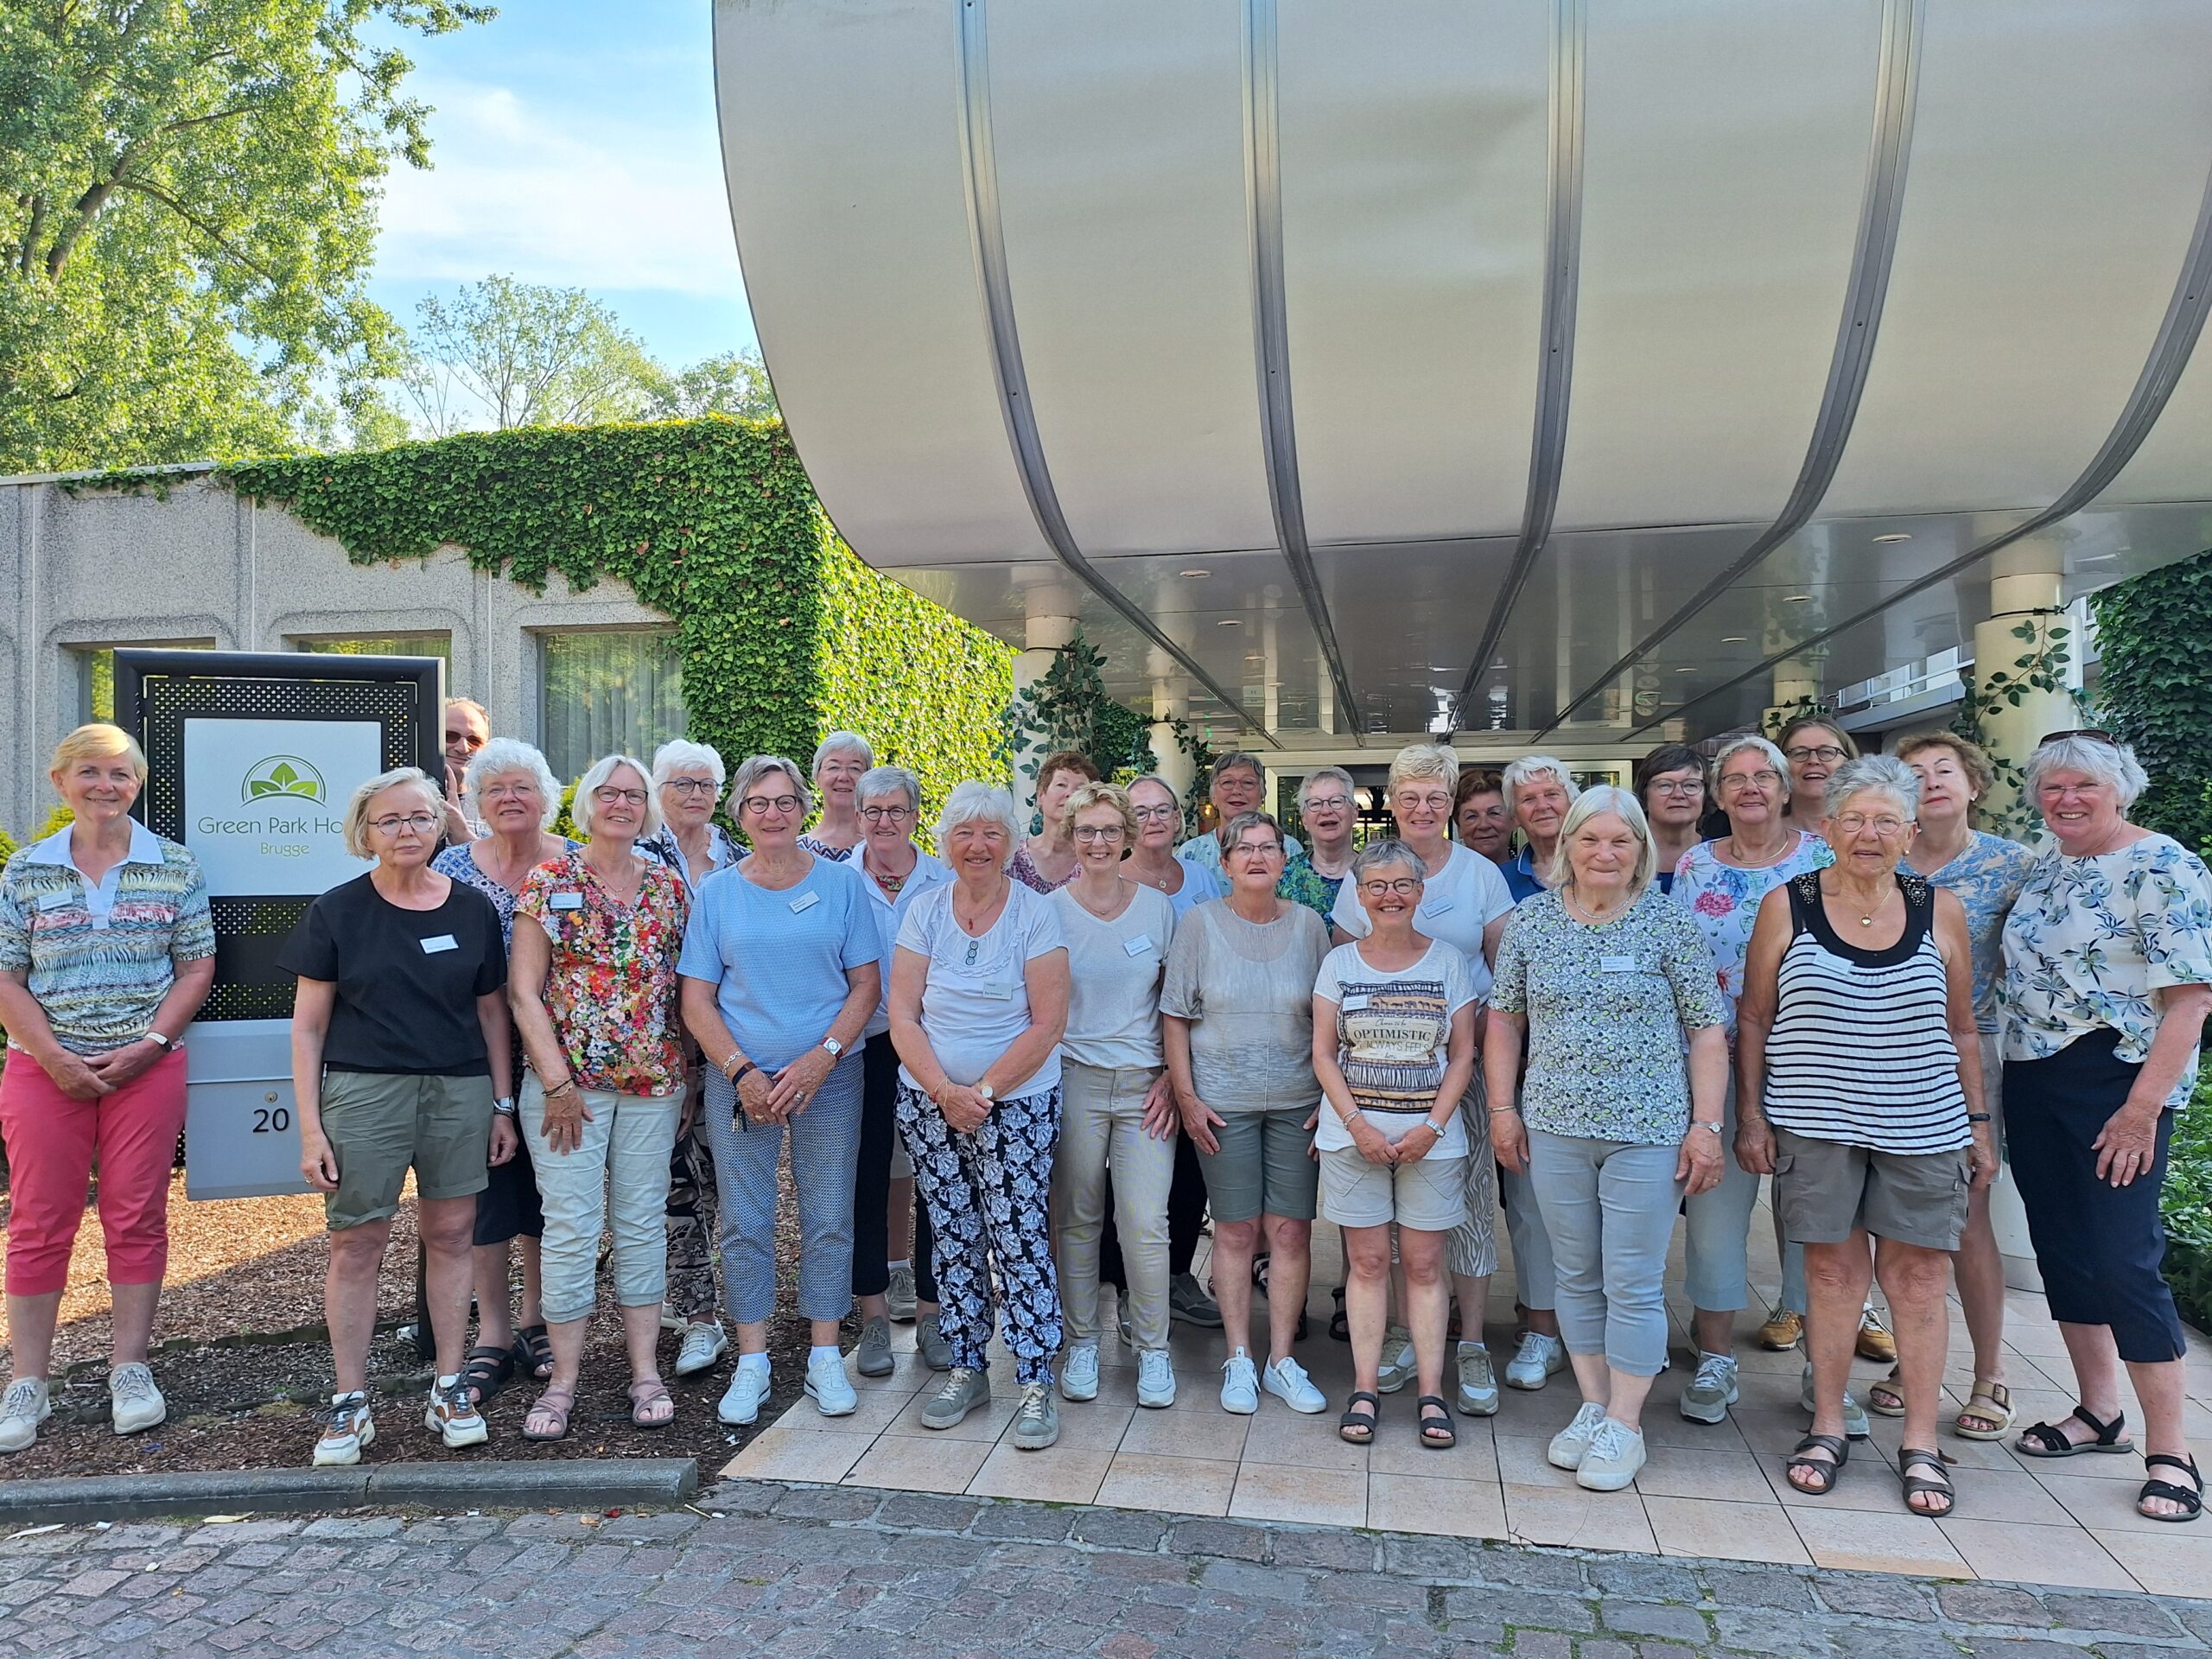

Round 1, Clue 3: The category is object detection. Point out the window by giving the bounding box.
[293,633,452,664]
[74,640,217,723]
[538,630,687,783]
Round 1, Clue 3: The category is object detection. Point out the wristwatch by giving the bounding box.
[1424,1117,1449,1136]
[493,1096,517,1116]
[1693,1121,1725,1135]
[145,1030,174,1051]
[978,1083,995,1103]
[821,1036,844,1058]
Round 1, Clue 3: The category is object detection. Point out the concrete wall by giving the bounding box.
[0,468,670,837]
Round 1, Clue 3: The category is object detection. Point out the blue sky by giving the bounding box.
[365,0,760,371]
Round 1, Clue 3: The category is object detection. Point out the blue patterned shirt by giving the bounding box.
[1906,830,2037,1033]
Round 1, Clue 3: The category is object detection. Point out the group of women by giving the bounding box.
[0,714,2202,1528]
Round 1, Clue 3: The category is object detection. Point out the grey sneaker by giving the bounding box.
[1679,1352,1739,1425]
[916,1312,954,1372]
[886,1264,919,1323]
[0,1378,52,1454]
[1169,1271,1223,1328]
[1136,1349,1176,1408]
[1799,1364,1872,1440]
[855,1315,895,1378]
[673,1319,728,1378]
[1506,1331,1567,1390]
[1011,1381,1059,1450]
[1376,1325,1415,1394]
[1454,1345,1500,1416]
[920,1366,989,1429]
[1059,1342,1099,1402]
[108,1361,167,1435]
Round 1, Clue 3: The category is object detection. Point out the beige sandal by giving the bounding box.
[1954,1380,2013,1441]
[1867,1367,1905,1417]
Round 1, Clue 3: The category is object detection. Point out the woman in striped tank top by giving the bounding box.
[1738,757,1995,1519]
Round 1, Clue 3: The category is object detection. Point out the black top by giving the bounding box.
[1784,868,1935,969]
[277,873,507,1076]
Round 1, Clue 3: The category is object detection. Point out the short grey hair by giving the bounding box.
[728,754,812,821]
[341,766,442,861]
[1218,810,1286,858]
[1387,744,1459,795]
[933,780,1021,861]
[1209,751,1266,788]
[856,764,922,815]
[571,753,662,840]
[1501,754,1580,821]
[465,738,561,830]
[1550,784,1656,897]
[812,730,874,777]
[652,738,727,791]
[1710,733,1793,803]
[1349,837,1428,884]
[1825,754,1922,822]
[2023,734,2148,810]
[1297,766,1356,808]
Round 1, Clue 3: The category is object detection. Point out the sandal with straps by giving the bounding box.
[1866,1366,1906,1417]
[1786,1432,1849,1495]
[2139,1453,2203,1523]
[513,1324,554,1382]
[1898,1446,1955,1517]
[522,1384,575,1442]
[628,1375,676,1429]
[459,1344,514,1408]
[1329,1287,1351,1343]
[1954,1380,2013,1441]
[1417,1395,1455,1450]
[2017,1404,2133,1459]
[1338,1390,1379,1445]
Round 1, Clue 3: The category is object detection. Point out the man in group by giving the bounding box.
[439,698,492,845]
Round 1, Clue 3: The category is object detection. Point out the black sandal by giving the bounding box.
[2016,1404,2133,1459]
[1330,1287,1350,1343]
[2139,1454,2203,1523]
[513,1324,554,1382]
[1786,1432,1848,1495]
[1898,1446,1955,1518]
[1417,1395,1455,1450]
[1338,1390,1379,1445]
[459,1344,514,1406]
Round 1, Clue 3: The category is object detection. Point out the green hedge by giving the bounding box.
[2089,545,2212,852]
[2165,1074,2212,1336]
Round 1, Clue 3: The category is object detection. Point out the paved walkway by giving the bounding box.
[727,1208,2212,1593]
[4,1483,2209,1658]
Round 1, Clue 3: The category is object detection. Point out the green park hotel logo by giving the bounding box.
[241,755,327,804]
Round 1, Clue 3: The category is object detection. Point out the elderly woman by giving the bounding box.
[1128,774,1224,919]
[1738,757,1993,1516]
[1490,787,1729,1491]
[1315,839,1479,1450]
[1777,716,1858,838]
[1334,746,1531,1408]
[636,739,741,1381]
[890,783,1071,1448]
[431,739,573,1405]
[1871,731,2038,1438]
[511,755,690,1439]
[1279,768,1358,918]
[1454,769,1512,864]
[1636,745,1707,896]
[850,766,954,1377]
[1499,755,1580,902]
[1051,783,1180,1408]
[1997,734,2210,1523]
[678,756,880,1426]
[1167,811,1332,1415]
[796,730,874,861]
[1176,753,1303,880]
[279,767,510,1465]
[1008,749,1098,893]
[0,725,215,1454]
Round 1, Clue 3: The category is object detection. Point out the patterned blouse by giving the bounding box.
[1276,852,1347,919]
[1998,833,2212,1108]
[1905,830,2037,1033]
[431,838,580,944]
[796,833,857,862]
[1007,844,1075,894]
[638,822,741,895]
[515,850,690,1096]
[1671,831,1835,1027]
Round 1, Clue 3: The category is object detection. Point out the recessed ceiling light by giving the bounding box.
[1217,617,1241,627]
[1783,594,1812,602]
[1675,666,1695,673]
[1721,635,1747,644]
[1179,569,1211,578]
[2080,553,2120,565]
[1872,532,1912,544]
[1490,661,1507,670]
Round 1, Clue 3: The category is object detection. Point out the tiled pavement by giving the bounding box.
[728,1204,2212,1593]
[4,1483,2209,1657]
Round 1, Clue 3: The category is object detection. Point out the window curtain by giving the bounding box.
[539,631,687,783]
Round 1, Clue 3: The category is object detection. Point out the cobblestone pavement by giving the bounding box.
[2,1480,2209,1658]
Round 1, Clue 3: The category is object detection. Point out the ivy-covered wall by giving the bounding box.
[2088,545,2212,855]
[222,419,1012,829]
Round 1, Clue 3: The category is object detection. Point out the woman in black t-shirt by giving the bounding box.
[279,766,512,1469]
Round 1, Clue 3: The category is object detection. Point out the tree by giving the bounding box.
[0,1,493,474]
[399,275,661,435]
[645,348,778,421]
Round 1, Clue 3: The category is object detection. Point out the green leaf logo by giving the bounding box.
[242,755,327,804]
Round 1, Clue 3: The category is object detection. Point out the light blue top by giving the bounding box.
[1166,860,1226,921]
[677,852,884,1072]
[1904,830,2037,1032]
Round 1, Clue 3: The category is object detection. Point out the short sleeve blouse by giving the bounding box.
[1159,899,1331,1114]
[1670,832,1835,1028]
[516,851,690,1096]
[895,880,1067,1099]
[1052,882,1175,1071]
[432,838,581,945]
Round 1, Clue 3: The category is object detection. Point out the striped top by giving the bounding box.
[1763,870,1967,1154]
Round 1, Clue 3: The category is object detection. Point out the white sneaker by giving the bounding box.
[1376,1326,1415,1394]
[1262,1355,1326,1414]
[108,1362,167,1436]
[1547,1401,1609,1469]
[1136,1349,1176,1408]
[1455,1344,1501,1416]
[425,1377,488,1449]
[719,1363,773,1426]
[1059,1342,1100,1402]
[1220,1350,1260,1414]
[1576,1417,1647,1491]
[674,1319,728,1378]
[0,1378,52,1454]
[804,1351,858,1417]
[886,1264,919,1323]
[1506,1331,1567,1390]
[312,1391,373,1467]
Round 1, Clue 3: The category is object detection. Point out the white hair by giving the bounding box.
[811,730,874,777]
[1349,837,1428,883]
[1297,766,1356,807]
[1710,733,1794,804]
[571,753,662,840]
[728,754,813,821]
[464,738,562,830]
[1549,784,1657,897]
[1501,754,1580,822]
[856,764,922,814]
[933,780,1021,864]
[1825,754,1922,822]
[2023,734,2149,810]
[652,738,727,791]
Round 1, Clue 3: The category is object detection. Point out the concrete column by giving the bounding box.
[1764,656,1821,733]
[1972,562,2069,831]
[1010,612,1076,823]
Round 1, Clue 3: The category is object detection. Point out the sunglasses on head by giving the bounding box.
[2038,728,2117,747]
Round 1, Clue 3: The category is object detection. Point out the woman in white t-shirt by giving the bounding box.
[1313,839,1478,1452]
[888,783,1071,1453]
[1048,784,1179,1413]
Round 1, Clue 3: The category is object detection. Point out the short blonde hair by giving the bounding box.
[571,754,662,840]
[342,766,442,860]
[466,738,562,830]
[49,722,148,785]
[1387,743,1459,796]
[1550,784,1657,899]
[1064,780,1138,843]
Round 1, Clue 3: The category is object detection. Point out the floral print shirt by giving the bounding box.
[1907,830,2037,1033]
[1276,852,1346,919]
[1671,831,1834,1030]
[516,850,690,1096]
[1998,834,2212,1107]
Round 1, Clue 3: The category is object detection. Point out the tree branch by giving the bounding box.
[108,178,281,283]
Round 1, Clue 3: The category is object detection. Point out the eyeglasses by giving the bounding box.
[740,793,803,816]
[444,731,485,751]
[1071,824,1125,842]
[1832,813,1907,837]
[1719,769,1783,794]
[860,804,912,823]
[480,779,538,799]
[1359,877,1421,897]
[1132,804,1180,823]
[1648,779,1704,797]
[661,778,718,797]
[593,786,648,805]
[1302,795,1352,812]
[1230,841,1281,860]
[1395,793,1452,812]
[1785,745,1848,765]
[369,813,439,835]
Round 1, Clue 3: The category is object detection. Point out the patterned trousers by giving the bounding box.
[663,1116,722,1323]
[895,1080,1063,1385]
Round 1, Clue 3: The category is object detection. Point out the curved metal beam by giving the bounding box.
[1541,0,1925,736]
[954,0,1281,746]
[1243,0,1363,744]
[1451,0,1587,732]
[1630,144,2212,741]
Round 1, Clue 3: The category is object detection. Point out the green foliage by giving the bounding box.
[645,349,779,423]
[0,0,492,473]
[2089,547,2212,853]
[1759,694,1834,741]
[2164,1072,2212,1334]
[36,804,73,840]
[550,780,582,844]
[0,823,15,865]
[1949,614,2082,838]
[400,275,660,436]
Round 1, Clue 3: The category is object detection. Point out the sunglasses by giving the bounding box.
[2039,728,2117,747]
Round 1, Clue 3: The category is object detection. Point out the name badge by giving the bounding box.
[1122,933,1154,957]
[421,934,459,955]
[1420,896,1455,918]
[1340,994,1371,1013]
[790,890,821,914]
[549,892,584,912]
[35,891,73,912]
[88,915,111,932]
[1600,955,1639,975]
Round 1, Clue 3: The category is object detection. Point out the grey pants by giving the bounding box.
[1525,1128,1681,1377]
[1052,1061,1175,1350]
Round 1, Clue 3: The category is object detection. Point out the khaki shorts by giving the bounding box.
[1319,1147,1466,1232]
[1196,1106,1319,1223]
[320,1070,494,1231]
[1772,1128,1969,1252]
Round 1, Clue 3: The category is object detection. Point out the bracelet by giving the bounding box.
[544,1077,579,1099]
[1487,1105,1520,1116]
[1966,1112,1992,1123]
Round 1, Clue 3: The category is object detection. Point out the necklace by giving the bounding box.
[1567,889,1628,925]
[872,867,906,895]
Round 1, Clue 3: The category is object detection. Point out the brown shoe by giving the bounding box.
[1757,1305,1803,1351]
[1855,1304,1897,1364]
